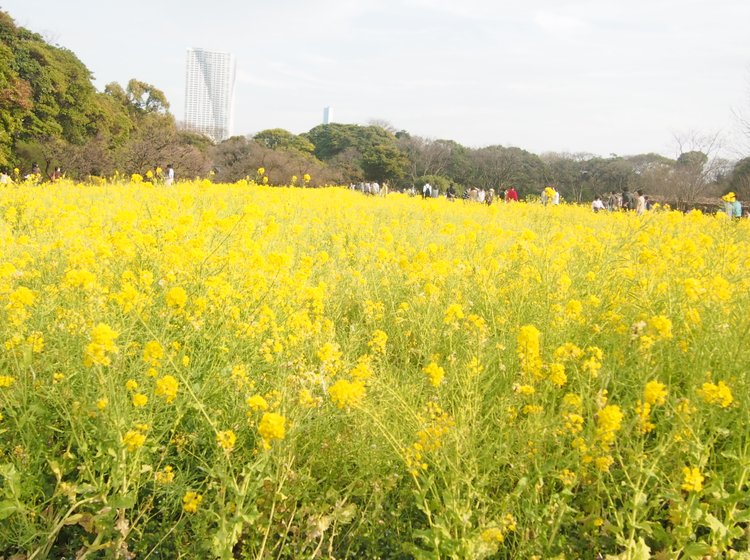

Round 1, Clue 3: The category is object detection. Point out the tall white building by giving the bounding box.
[323,106,333,125]
[184,48,236,142]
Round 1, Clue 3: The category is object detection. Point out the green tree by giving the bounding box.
[729,157,750,200]
[304,123,359,160]
[305,123,408,183]
[0,39,31,165]
[124,79,170,115]
[13,30,99,145]
[361,142,408,182]
[254,128,315,154]
[0,10,129,171]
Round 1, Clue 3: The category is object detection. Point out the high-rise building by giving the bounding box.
[184,48,236,142]
[323,106,333,125]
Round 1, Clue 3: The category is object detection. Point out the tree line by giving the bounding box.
[2,10,749,208]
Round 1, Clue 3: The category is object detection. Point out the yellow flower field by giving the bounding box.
[1,181,749,559]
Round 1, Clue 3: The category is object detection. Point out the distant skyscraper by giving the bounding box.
[323,106,333,125]
[184,48,236,142]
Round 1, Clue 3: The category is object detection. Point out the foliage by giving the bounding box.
[467,145,546,196]
[254,128,315,154]
[729,157,750,200]
[211,135,323,185]
[305,123,408,182]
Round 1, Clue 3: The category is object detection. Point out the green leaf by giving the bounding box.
[0,500,18,520]
[607,538,651,560]
[631,538,651,560]
[704,513,727,538]
[49,460,62,482]
[682,542,712,558]
[110,492,136,509]
[0,464,20,496]
[733,508,750,523]
[334,503,357,525]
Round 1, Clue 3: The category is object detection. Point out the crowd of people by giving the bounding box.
[351,180,749,218]
[349,181,389,196]
[0,163,176,185]
[452,185,520,204]
[722,192,744,219]
[0,163,64,184]
[591,187,652,215]
[3,168,746,219]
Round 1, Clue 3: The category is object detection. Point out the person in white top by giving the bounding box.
[422,182,432,199]
[636,190,646,215]
[165,164,175,186]
[552,187,560,205]
[592,196,606,212]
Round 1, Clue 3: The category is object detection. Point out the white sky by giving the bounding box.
[3,0,750,157]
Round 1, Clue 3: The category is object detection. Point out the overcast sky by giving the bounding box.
[3,0,749,157]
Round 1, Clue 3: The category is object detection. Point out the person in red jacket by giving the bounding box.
[505,186,518,202]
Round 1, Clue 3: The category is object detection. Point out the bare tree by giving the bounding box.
[664,131,724,209]
[367,119,398,134]
[730,73,750,157]
[397,136,453,187]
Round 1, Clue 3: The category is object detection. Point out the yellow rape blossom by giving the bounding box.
[595,455,614,472]
[155,465,175,484]
[246,395,269,411]
[0,375,15,388]
[548,363,567,387]
[596,405,623,445]
[681,467,704,492]
[258,412,286,448]
[443,303,464,326]
[155,375,179,403]
[123,430,146,452]
[368,329,388,354]
[143,340,165,366]
[83,323,119,367]
[559,469,577,486]
[649,315,673,340]
[514,384,535,396]
[166,286,188,309]
[698,380,733,408]
[216,430,237,452]
[328,379,366,409]
[183,491,203,513]
[517,325,542,378]
[423,362,445,387]
[643,380,667,406]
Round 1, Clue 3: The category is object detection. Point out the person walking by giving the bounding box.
[165,164,175,186]
[636,190,647,215]
[622,187,635,210]
[0,168,11,185]
[732,197,743,219]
